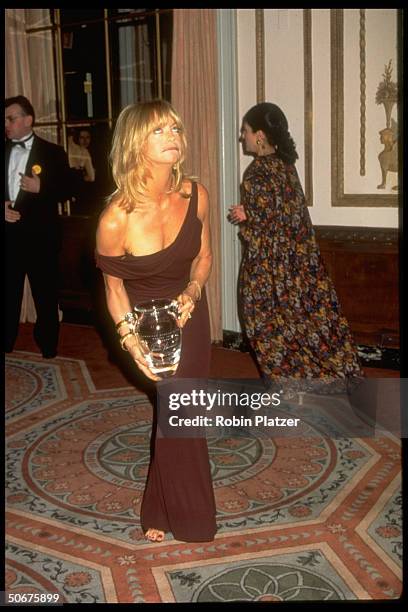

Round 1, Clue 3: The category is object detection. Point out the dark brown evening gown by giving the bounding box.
[95,182,217,542]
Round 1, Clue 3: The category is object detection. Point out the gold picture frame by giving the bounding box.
[331,9,398,207]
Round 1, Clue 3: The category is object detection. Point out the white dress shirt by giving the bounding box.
[8,133,34,206]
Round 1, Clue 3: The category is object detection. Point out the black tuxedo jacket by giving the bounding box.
[5,134,71,238]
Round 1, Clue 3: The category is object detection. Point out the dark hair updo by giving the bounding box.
[243,102,298,165]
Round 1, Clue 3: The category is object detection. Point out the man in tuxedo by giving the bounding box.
[5,95,71,358]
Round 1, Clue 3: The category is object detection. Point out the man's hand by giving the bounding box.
[5,201,21,223]
[19,170,40,194]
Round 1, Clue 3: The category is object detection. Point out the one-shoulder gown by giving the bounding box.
[95,182,217,541]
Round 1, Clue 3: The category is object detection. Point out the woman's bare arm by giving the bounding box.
[176,182,212,326]
[96,204,160,381]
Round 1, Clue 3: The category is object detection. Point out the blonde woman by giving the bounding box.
[96,100,216,543]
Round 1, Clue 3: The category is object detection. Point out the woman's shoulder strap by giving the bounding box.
[191,180,198,216]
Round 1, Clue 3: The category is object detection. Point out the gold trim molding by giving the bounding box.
[303,9,313,206]
[255,10,314,206]
[255,9,265,103]
[359,9,366,176]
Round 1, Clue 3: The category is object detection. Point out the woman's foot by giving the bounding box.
[145,528,165,542]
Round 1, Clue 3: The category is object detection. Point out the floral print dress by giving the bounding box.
[239,153,362,380]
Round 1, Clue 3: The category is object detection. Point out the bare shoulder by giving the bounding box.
[98,196,129,229]
[195,182,210,219]
[96,198,128,255]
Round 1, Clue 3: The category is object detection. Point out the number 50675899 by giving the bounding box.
[6,592,61,604]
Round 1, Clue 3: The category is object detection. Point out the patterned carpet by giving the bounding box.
[5,352,402,603]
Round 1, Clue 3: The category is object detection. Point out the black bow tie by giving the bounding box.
[10,135,33,148]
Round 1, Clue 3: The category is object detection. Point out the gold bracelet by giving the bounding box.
[119,331,136,351]
[116,312,137,334]
[116,319,130,333]
[187,279,201,301]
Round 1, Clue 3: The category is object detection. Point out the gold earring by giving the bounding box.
[256,139,261,145]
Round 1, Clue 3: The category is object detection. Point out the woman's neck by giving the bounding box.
[257,144,276,157]
[144,165,174,202]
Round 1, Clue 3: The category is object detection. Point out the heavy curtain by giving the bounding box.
[5,9,59,323]
[171,9,222,341]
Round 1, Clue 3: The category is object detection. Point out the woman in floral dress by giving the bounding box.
[229,102,362,382]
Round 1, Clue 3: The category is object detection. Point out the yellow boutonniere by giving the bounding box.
[32,164,42,175]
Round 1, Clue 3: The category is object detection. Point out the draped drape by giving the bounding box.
[5,9,60,323]
[171,9,222,341]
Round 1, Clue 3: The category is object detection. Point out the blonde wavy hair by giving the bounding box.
[109,99,191,212]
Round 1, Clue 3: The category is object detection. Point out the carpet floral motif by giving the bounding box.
[5,354,402,603]
[169,558,353,602]
[6,542,104,604]
[5,358,66,422]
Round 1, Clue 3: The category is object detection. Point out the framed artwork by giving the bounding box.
[331,9,398,207]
